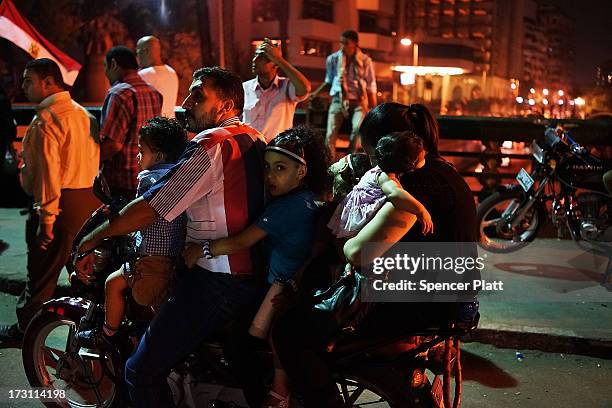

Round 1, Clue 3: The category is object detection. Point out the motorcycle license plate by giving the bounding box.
[516,168,534,192]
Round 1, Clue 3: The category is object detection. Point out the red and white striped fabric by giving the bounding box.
[0,0,81,85]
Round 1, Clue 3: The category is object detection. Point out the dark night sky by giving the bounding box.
[549,0,612,90]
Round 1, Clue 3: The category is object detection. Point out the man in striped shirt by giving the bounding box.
[77,67,267,407]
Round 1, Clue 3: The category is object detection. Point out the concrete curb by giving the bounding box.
[466,328,612,360]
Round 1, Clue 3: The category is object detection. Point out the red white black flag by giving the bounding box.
[0,0,81,85]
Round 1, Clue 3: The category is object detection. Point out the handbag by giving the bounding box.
[312,266,374,332]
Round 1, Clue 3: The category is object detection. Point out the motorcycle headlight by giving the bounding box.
[531,141,545,164]
[92,248,112,273]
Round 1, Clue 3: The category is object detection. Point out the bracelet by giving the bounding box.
[202,240,214,259]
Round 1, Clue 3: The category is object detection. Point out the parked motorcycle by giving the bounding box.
[22,177,479,408]
[477,127,612,284]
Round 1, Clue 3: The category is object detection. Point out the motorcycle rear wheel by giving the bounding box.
[336,367,436,407]
[22,311,125,408]
[477,190,541,253]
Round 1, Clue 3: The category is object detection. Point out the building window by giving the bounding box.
[252,0,280,22]
[300,38,333,58]
[302,0,334,23]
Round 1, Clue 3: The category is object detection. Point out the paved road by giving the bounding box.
[0,292,611,408]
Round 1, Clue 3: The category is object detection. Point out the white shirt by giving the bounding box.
[242,75,307,142]
[138,64,179,118]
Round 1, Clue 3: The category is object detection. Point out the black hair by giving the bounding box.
[24,58,64,87]
[271,125,331,196]
[360,102,440,157]
[375,131,424,174]
[139,117,188,163]
[341,30,359,43]
[193,66,244,115]
[105,46,139,70]
[347,153,371,184]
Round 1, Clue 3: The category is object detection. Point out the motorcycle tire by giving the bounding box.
[336,366,437,407]
[477,189,542,253]
[22,310,126,408]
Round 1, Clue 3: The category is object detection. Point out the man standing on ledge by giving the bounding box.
[136,35,179,118]
[309,30,377,158]
[242,38,311,142]
[100,46,162,199]
[0,58,100,344]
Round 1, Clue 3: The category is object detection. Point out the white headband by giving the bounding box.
[266,146,307,165]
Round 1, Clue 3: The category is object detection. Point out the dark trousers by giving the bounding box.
[16,188,100,331]
[125,268,264,408]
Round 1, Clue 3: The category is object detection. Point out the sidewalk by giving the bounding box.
[1,208,611,357]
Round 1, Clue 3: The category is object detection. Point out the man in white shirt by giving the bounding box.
[136,35,179,118]
[242,38,311,142]
[0,58,100,344]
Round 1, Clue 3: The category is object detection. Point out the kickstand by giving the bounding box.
[603,257,612,291]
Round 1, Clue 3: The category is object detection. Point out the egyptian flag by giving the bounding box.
[0,0,81,85]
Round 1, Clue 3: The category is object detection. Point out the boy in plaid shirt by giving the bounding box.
[79,117,187,344]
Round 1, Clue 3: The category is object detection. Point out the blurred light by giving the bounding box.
[530,88,536,94]
[558,99,564,105]
[528,98,536,106]
[501,157,511,167]
[510,83,517,90]
[558,90,565,96]
[574,97,585,106]
[543,98,549,105]
[393,66,464,75]
[542,88,549,95]
[502,141,513,149]
[569,100,575,106]
[515,96,524,103]
[400,38,412,47]
[474,164,484,173]
[400,72,416,85]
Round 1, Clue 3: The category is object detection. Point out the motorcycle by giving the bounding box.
[477,127,612,285]
[21,177,479,408]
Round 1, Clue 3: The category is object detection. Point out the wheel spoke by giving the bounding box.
[481,218,501,228]
[346,385,366,404]
[42,346,65,367]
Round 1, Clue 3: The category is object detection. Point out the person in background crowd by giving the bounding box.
[242,38,311,143]
[136,35,179,118]
[309,30,377,158]
[76,67,267,407]
[100,46,162,199]
[0,58,100,345]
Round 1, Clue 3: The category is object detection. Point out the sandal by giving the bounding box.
[261,390,290,408]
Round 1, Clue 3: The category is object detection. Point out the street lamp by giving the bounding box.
[400,37,412,47]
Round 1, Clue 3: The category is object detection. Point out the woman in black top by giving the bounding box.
[271,103,478,408]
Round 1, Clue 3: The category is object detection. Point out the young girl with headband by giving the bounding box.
[183,125,331,408]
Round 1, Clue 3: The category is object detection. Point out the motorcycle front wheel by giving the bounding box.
[477,189,541,253]
[22,311,125,408]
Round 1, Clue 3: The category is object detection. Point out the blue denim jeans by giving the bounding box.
[125,267,263,407]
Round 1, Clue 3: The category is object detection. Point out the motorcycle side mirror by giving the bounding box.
[544,127,561,147]
[93,173,113,205]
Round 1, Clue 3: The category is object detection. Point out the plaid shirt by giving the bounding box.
[134,163,186,257]
[100,72,162,192]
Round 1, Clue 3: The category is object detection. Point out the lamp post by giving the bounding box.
[399,37,418,103]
